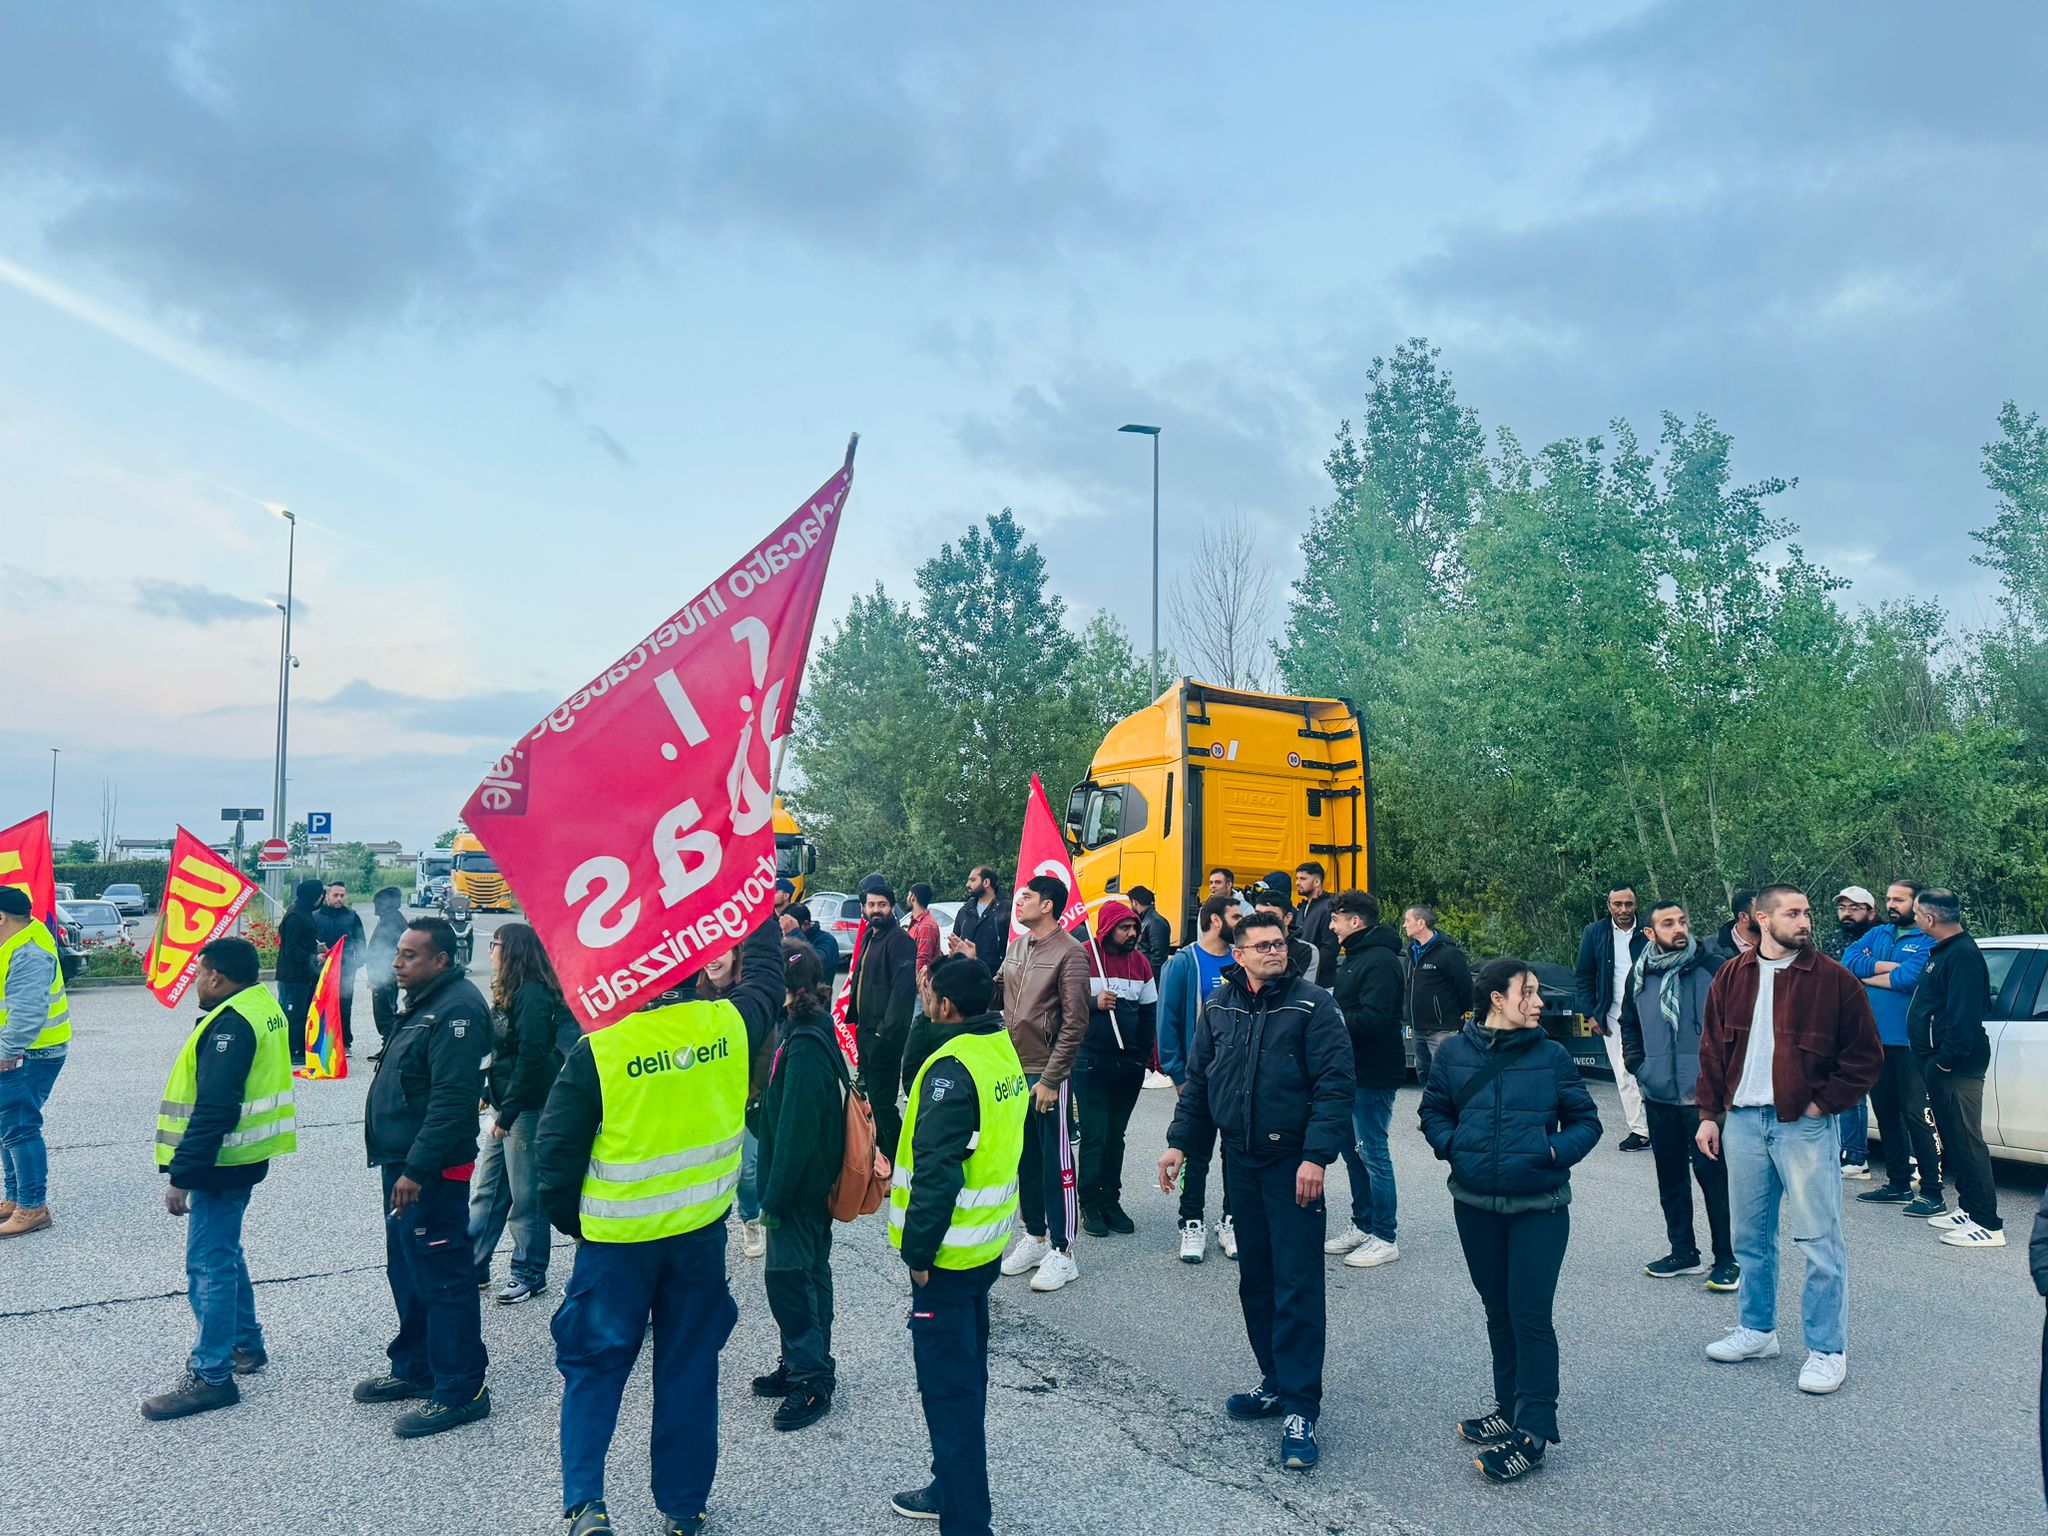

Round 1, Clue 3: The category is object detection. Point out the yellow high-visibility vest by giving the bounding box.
[155,985,298,1168]
[0,920,70,1050]
[889,1028,1028,1269]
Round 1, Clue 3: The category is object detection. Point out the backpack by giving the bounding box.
[802,1031,891,1221]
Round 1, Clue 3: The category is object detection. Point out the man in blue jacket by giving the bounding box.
[1574,885,1650,1150]
[1158,909,1354,1473]
[1843,880,1941,1215]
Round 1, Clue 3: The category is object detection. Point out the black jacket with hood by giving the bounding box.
[275,880,324,985]
[1166,960,1354,1167]
[1332,923,1405,1089]
[1418,1020,1602,1212]
[1296,892,1337,985]
[846,914,918,1044]
[486,980,577,1129]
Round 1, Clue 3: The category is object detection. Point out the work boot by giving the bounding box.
[393,1385,491,1438]
[140,1370,240,1421]
[0,1204,50,1237]
[352,1373,432,1403]
[565,1502,612,1536]
[661,1515,708,1535]
[0,1199,14,1221]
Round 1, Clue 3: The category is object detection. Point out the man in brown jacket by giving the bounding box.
[961,873,1089,1293]
[1694,884,1882,1397]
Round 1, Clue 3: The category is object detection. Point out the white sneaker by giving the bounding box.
[1001,1234,1051,1276]
[1178,1218,1207,1264]
[1797,1350,1847,1394]
[1840,1161,1872,1181]
[742,1220,766,1259]
[1705,1327,1781,1363]
[1217,1216,1238,1261]
[1029,1248,1079,1292]
[1939,1221,2008,1248]
[1323,1223,1371,1255]
[1344,1236,1400,1269]
[1926,1209,1973,1229]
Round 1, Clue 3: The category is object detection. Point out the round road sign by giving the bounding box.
[257,838,290,865]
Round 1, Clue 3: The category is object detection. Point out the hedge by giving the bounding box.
[54,861,180,903]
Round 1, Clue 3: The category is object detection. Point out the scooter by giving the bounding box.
[438,888,476,969]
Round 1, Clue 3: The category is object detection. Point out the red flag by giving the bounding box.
[144,828,259,1007]
[831,920,863,1067]
[1010,773,1090,938]
[0,813,56,922]
[296,941,348,1079]
[463,442,857,1029]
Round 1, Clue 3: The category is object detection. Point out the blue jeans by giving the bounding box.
[381,1165,489,1405]
[1723,1106,1847,1354]
[1837,1100,1869,1164]
[469,1114,549,1288]
[0,1050,64,1208]
[553,1224,737,1520]
[186,1186,262,1384]
[736,1127,762,1223]
[1338,1086,1398,1242]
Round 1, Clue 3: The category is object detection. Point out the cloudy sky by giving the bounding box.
[2,2,2043,853]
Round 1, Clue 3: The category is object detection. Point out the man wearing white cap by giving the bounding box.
[1828,887,1880,1178]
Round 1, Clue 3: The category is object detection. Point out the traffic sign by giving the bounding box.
[257,838,290,865]
[220,808,265,823]
[307,811,332,840]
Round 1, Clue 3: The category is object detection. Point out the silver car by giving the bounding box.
[56,899,130,944]
[101,882,149,916]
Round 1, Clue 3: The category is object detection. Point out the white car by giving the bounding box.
[56,899,130,944]
[926,900,963,939]
[1867,934,2048,1165]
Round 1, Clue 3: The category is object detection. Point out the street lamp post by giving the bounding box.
[47,747,58,827]
[267,506,296,836]
[1119,424,1162,698]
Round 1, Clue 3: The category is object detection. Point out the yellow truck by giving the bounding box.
[1065,681,1370,944]
[774,797,818,900]
[450,830,514,912]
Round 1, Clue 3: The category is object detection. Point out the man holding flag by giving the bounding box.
[141,938,296,1420]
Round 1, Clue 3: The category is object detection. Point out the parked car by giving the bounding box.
[805,891,859,970]
[926,900,963,941]
[1862,933,2048,1166]
[1403,959,1603,1075]
[47,912,86,984]
[53,883,75,902]
[56,899,130,945]
[101,882,150,916]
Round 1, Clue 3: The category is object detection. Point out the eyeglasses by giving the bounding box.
[488,939,502,951]
[1236,939,1288,955]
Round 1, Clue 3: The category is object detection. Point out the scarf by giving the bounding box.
[1631,935,1697,1036]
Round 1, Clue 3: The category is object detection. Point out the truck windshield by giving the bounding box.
[453,852,498,874]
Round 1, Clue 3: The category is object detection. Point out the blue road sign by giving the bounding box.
[307,811,333,839]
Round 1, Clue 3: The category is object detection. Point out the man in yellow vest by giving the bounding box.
[142,938,297,1420]
[886,955,1028,1535]
[536,918,785,1536]
[0,885,69,1238]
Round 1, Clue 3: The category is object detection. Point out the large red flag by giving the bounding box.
[145,828,259,1007]
[0,813,56,922]
[464,441,856,1029]
[1010,773,1090,938]
[830,921,863,1067]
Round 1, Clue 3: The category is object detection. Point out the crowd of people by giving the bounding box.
[0,854,2043,1532]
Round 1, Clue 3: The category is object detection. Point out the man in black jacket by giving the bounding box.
[1323,890,1405,1268]
[752,941,845,1432]
[1127,886,1173,973]
[1573,885,1650,1150]
[276,879,324,1067]
[1618,901,1735,1289]
[1909,889,2003,1247]
[846,877,918,1156]
[352,917,493,1438]
[948,865,1010,974]
[1293,862,1337,984]
[313,882,368,1051]
[1159,909,1354,1473]
[1403,904,1473,1087]
[140,939,296,1421]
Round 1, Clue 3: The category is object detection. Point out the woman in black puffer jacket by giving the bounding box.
[1419,957,1600,1483]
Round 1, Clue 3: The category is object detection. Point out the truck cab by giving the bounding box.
[1067,680,1369,945]
[773,797,818,900]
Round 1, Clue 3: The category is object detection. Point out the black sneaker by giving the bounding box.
[140,1370,239,1421]
[1644,1252,1707,1278]
[1281,1413,1319,1469]
[1081,1205,1109,1237]
[890,1482,942,1520]
[1475,1430,1546,1482]
[231,1346,268,1375]
[773,1386,832,1431]
[1857,1185,1915,1204]
[566,1503,612,1536]
[661,1516,706,1536]
[1226,1387,1287,1421]
[1902,1195,1948,1218]
[1704,1260,1740,1292]
[1102,1200,1136,1235]
[1457,1411,1515,1445]
[352,1373,431,1403]
[1618,1132,1651,1152]
[393,1385,492,1439]
[751,1363,794,1397]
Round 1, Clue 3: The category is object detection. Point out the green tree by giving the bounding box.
[1976,401,2048,632]
[434,827,460,849]
[62,838,100,862]
[286,820,309,859]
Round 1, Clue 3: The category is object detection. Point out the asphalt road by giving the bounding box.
[8,956,2046,1535]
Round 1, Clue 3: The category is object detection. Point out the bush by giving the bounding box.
[54,860,173,903]
[244,918,281,967]
[83,939,147,978]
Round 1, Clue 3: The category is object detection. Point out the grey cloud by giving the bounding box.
[0,4,1152,354]
[315,678,560,741]
[134,579,273,625]
[541,380,635,469]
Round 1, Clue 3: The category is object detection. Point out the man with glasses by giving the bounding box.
[1159,909,1353,1472]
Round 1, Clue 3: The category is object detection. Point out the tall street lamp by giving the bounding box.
[1118,424,1162,698]
[47,747,58,827]
[266,504,297,836]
